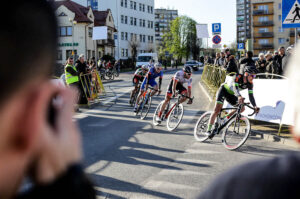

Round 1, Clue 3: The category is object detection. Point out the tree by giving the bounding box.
[128,40,140,67]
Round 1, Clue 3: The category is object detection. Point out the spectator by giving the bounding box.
[223,48,231,67]
[106,60,113,70]
[225,55,238,74]
[282,46,293,72]
[273,46,285,75]
[114,59,121,73]
[255,53,267,74]
[198,45,300,199]
[239,51,255,74]
[214,52,221,66]
[265,52,276,79]
[75,54,88,75]
[219,52,226,66]
[0,0,96,198]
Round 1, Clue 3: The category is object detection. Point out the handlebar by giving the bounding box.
[241,103,259,117]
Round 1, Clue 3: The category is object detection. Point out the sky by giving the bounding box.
[155,0,237,47]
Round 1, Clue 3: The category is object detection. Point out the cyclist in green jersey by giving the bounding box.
[130,65,149,101]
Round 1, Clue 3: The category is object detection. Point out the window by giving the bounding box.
[279,15,282,21]
[278,38,285,44]
[148,35,151,42]
[151,6,153,14]
[125,32,128,40]
[134,2,136,10]
[125,16,128,24]
[259,39,269,44]
[147,6,150,13]
[57,50,62,60]
[121,49,125,57]
[121,32,124,40]
[130,17,133,25]
[140,19,142,26]
[279,3,282,9]
[143,4,145,12]
[258,5,268,11]
[121,15,124,23]
[151,21,153,29]
[140,34,142,42]
[121,0,123,7]
[88,27,93,37]
[143,20,145,27]
[258,16,268,22]
[130,1,133,9]
[125,49,128,57]
[259,28,268,33]
[148,21,150,28]
[134,18,137,26]
[139,3,142,11]
[59,26,72,37]
[143,35,145,42]
[124,0,127,8]
[131,33,133,41]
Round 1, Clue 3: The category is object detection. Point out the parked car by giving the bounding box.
[184,61,199,71]
[197,62,204,67]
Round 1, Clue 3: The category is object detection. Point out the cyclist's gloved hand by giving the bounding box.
[255,107,260,114]
[238,96,244,104]
[187,99,193,104]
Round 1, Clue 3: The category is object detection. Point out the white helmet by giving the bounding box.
[142,65,149,70]
[154,63,162,69]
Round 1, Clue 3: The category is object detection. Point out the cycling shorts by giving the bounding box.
[167,79,187,97]
[132,75,144,85]
[216,84,238,106]
[141,77,157,90]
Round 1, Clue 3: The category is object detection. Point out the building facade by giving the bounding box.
[154,9,178,45]
[54,0,116,64]
[73,0,156,60]
[236,0,252,46]
[251,0,292,56]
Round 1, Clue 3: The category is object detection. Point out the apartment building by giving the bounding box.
[236,0,252,45]
[251,0,293,56]
[74,0,156,60]
[154,9,178,45]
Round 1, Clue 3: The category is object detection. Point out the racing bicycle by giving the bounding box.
[129,82,141,107]
[194,102,257,150]
[135,86,158,120]
[153,93,194,131]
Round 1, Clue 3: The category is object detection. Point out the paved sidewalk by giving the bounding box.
[198,78,299,149]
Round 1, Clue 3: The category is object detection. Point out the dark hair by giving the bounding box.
[0,0,57,104]
[225,48,230,52]
[246,51,253,58]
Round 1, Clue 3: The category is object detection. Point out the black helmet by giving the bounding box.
[244,66,259,74]
[183,66,192,73]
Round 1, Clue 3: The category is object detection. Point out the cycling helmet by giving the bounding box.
[142,65,149,70]
[244,66,259,74]
[183,66,192,74]
[154,63,162,69]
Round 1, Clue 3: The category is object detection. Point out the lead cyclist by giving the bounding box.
[205,65,260,136]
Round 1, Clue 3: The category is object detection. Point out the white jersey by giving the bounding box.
[173,70,192,87]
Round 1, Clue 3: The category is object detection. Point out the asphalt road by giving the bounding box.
[75,68,297,199]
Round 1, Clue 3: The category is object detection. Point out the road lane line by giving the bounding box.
[198,81,212,102]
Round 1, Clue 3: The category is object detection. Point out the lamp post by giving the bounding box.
[69,18,77,57]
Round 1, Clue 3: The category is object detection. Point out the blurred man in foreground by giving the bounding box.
[198,46,300,199]
[0,0,95,198]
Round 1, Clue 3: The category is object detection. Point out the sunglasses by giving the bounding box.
[187,73,192,76]
[250,74,256,78]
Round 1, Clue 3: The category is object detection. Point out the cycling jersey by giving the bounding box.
[134,68,145,77]
[173,70,192,88]
[216,74,256,106]
[141,66,163,90]
[133,68,146,85]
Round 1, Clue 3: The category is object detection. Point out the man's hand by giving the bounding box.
[238,96,244,104]
[31,84,82,184]
[254,107,260,114]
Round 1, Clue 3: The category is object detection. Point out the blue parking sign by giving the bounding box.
[282,0,300,28]
[238,43,245,50]
[212,23,221,34]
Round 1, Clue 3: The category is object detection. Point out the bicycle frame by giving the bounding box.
[163,94,193,120]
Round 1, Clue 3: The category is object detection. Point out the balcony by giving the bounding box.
[253,21,274,27]
[254,32,274,38]
[97,39,115,46]
[253,9,274,15]
[254,44,274,50]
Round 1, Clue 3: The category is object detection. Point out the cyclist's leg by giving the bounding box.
[178,84,187,104]
[224,93,239,118]
[149,80,158,96]
[131,76,139,97]
[158,84,173,118]
[207,86,225,131]
[135,78,147,108]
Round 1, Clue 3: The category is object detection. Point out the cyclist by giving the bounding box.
[134,63,163,112]
[156,66,193,123]
[205,65,260,136]
[130,65,149,103]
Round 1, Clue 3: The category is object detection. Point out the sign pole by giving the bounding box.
[295,28,298,46]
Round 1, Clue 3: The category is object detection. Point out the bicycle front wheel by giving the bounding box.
[167,104,184,131]
[194,111,212,142]
[222,116,250,150]
[140,95,152,120]
[153,101,163,125]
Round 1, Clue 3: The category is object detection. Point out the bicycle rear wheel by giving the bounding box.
[167,104,184,131]
[153,101,163,125]
[140,95,152,120]
[222,116,250,150]
[194,111,212,142]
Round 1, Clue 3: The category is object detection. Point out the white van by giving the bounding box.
[136,53,158,68]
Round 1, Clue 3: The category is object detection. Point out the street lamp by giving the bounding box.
[69,18,77,58]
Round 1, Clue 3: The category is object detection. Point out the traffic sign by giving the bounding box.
[212,44,222,49]
[212,35,222,45]
[212,23,221,35]
[282,0,300,28]
[237,43,245,50]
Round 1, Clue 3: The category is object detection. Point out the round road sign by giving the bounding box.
[212,35,222,45]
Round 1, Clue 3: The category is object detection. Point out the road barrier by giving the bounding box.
[79,70,106,106]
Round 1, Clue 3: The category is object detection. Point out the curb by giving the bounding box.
[198,79,298,149]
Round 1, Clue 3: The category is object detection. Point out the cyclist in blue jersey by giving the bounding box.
[134,63,163,112]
